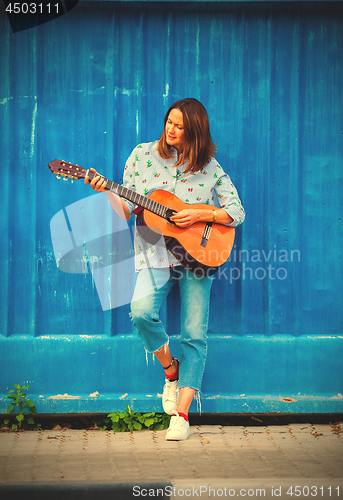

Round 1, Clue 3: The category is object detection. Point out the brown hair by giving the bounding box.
[157,98,217,173]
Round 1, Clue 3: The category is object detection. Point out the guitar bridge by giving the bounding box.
[200,222,212,247]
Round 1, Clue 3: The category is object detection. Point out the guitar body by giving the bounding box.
[136,190,235,276]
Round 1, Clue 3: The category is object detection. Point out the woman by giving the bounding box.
[85,98,245,440]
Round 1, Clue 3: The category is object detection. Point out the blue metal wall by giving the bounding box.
[1,1,342,414]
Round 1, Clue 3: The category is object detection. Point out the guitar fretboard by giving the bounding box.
[87,170,169,219]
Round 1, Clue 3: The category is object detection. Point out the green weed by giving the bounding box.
[2,383,40,431]
[93,405,170,433]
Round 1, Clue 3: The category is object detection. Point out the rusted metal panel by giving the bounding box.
[0,2,342,413]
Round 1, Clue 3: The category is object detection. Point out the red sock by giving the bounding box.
[165,360,179,380]
[178,412,188,422]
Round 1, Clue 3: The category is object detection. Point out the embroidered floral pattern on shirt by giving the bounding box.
[121,141,245,271]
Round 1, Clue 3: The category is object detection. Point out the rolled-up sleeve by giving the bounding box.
[213,174,245,227]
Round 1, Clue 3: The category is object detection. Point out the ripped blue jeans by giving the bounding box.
[130,266,214,392]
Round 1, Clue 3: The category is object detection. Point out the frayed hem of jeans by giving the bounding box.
[178,387,202,415]
[143,341,170,365]
[195,390,202,415]
[154,341,170,354]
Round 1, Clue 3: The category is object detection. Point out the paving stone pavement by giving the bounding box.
[0,423,342,499]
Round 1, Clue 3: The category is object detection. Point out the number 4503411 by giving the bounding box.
[5,3,60,14]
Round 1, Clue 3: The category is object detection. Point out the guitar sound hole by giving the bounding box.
[165,208,177,224]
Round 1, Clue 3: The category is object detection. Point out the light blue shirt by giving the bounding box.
[122,141,245,271]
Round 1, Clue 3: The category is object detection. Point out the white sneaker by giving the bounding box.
[165,412,190,441]
[162,379,180,415]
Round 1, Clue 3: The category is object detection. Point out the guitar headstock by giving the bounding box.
[48,160,87,182]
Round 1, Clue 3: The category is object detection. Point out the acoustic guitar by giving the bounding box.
[48,160,235,276]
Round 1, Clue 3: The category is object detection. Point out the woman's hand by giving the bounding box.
[84,167,107,192]
[170,208,233,227]
[170,209,204,228]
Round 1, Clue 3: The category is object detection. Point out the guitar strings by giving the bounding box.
[89,173,171,220]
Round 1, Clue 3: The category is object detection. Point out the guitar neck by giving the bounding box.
[86,169,167,218]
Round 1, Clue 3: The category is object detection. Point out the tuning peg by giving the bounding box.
[71,179,74,183]
[63,176,68,181]
[56,175,61,179]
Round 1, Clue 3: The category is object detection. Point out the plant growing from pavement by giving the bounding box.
[93,404,170,433]
[2,383,40,431]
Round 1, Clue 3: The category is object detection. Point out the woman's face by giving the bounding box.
[165,108,185,154]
